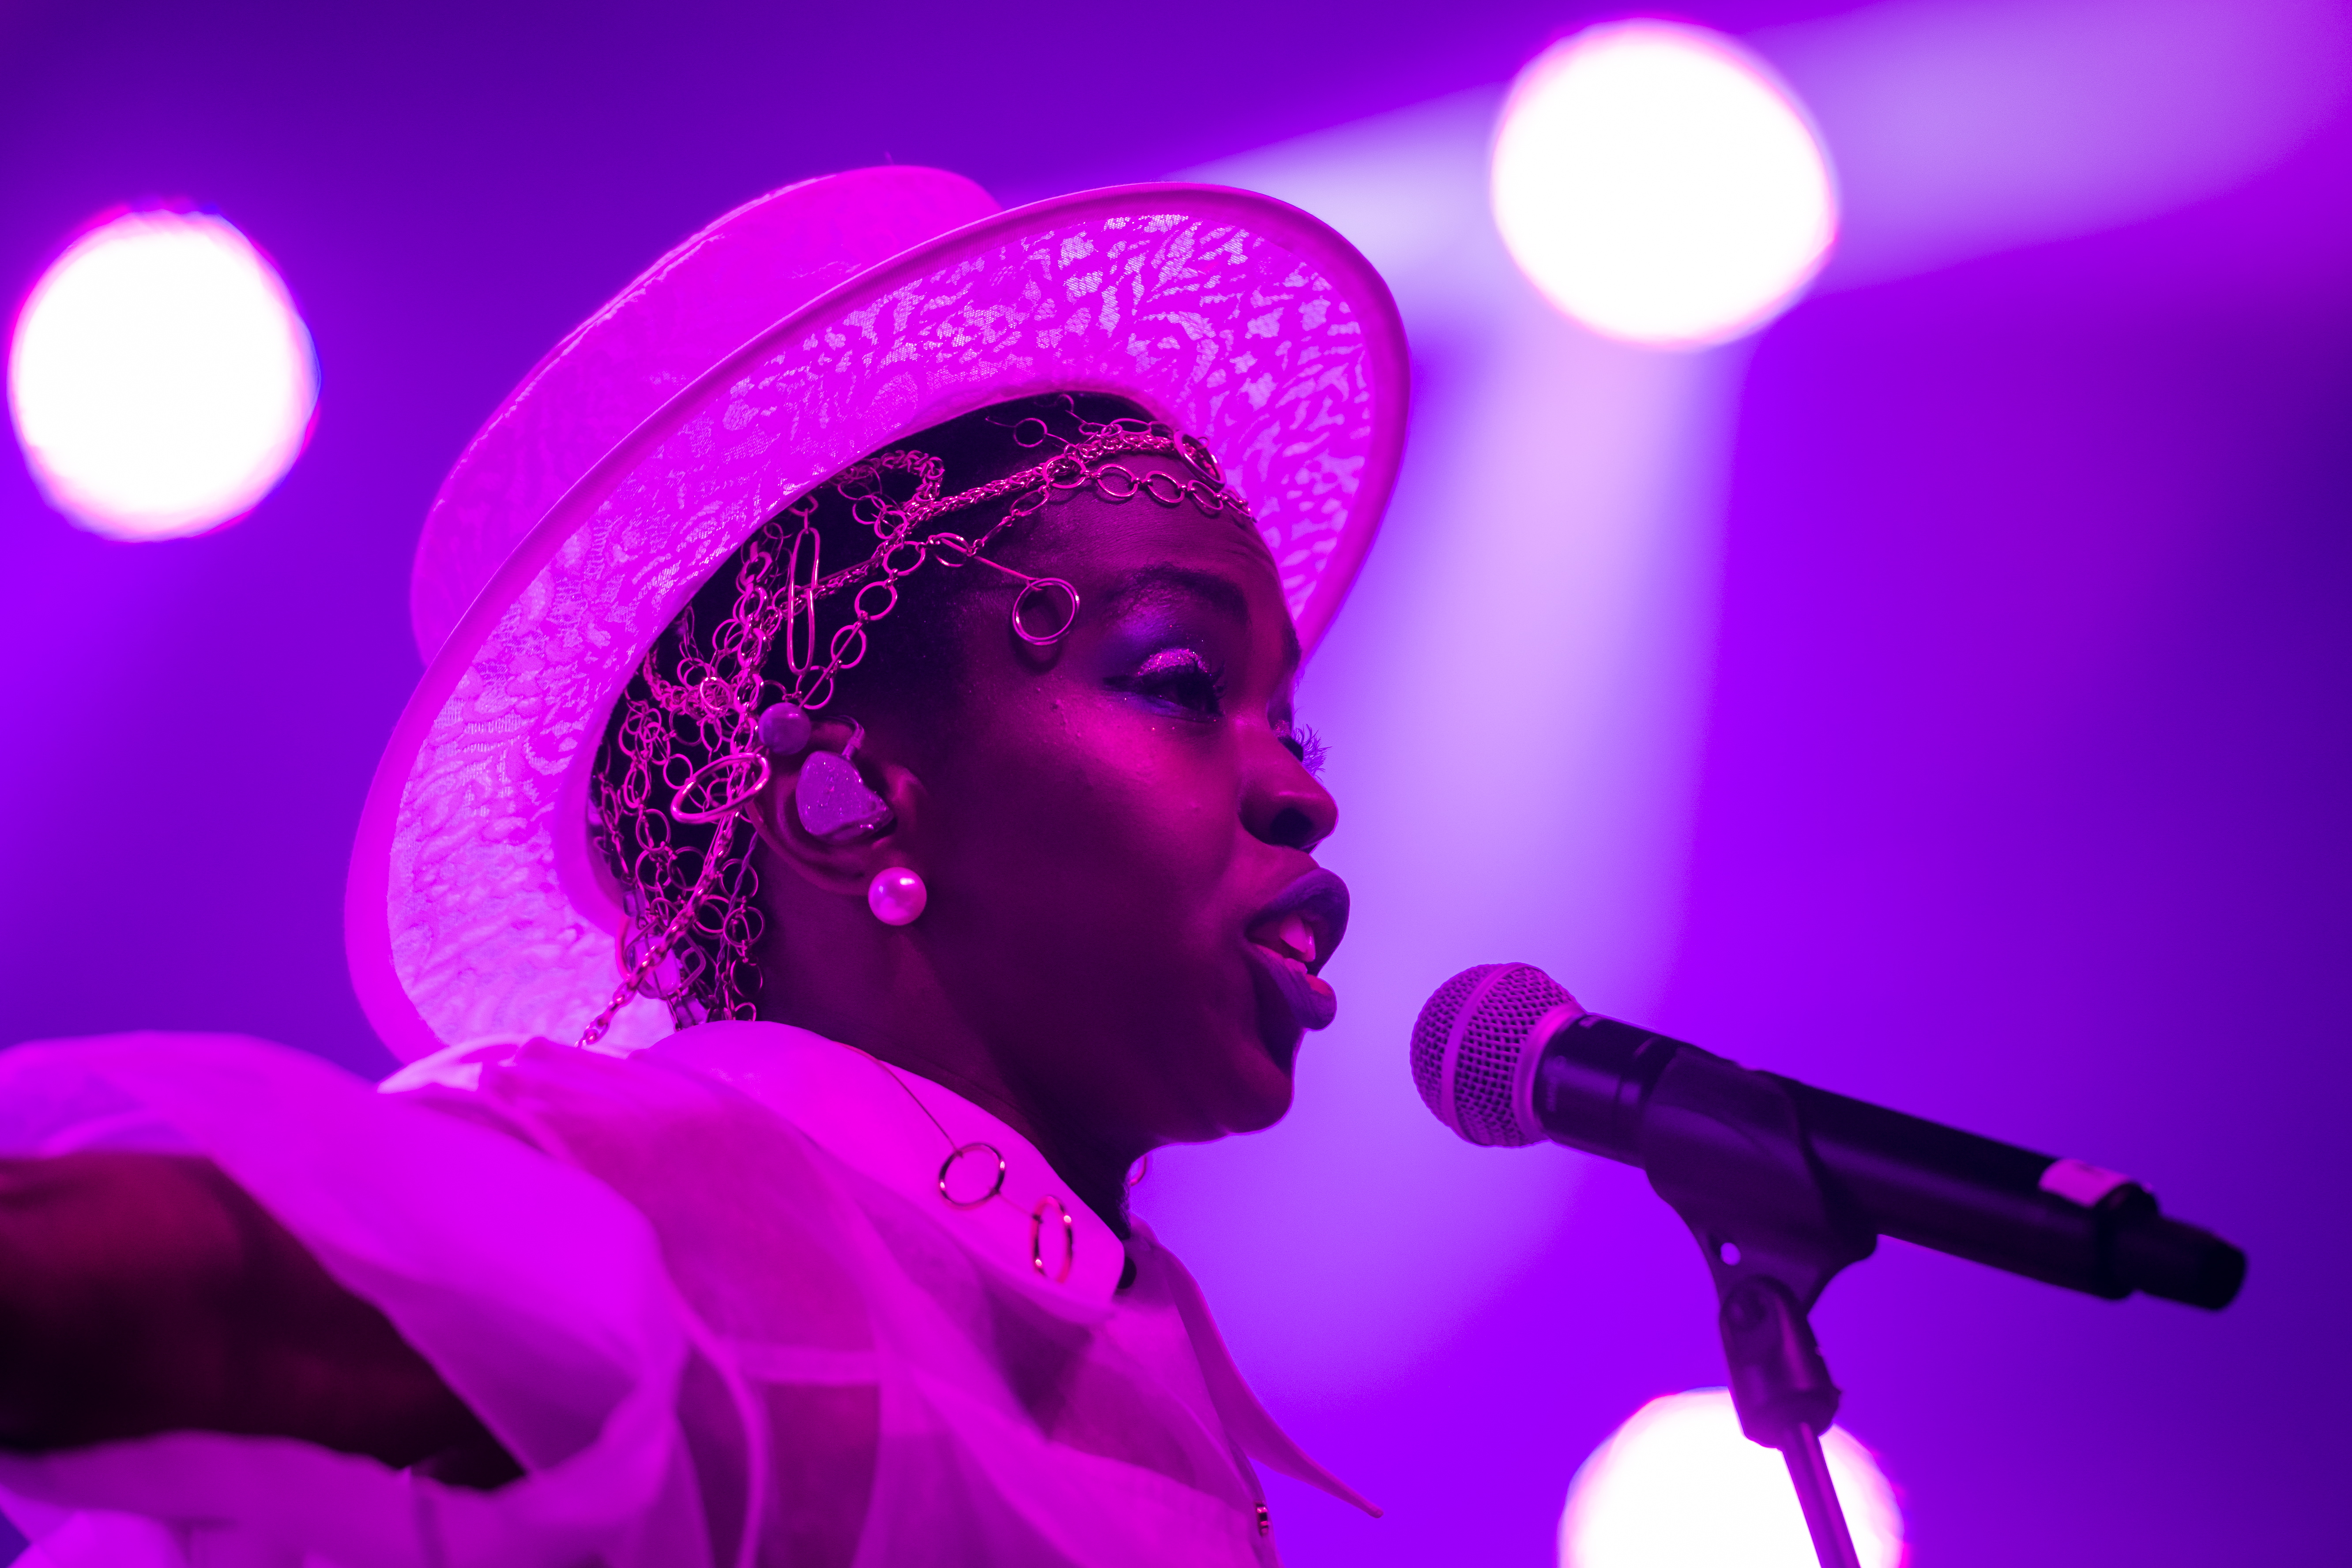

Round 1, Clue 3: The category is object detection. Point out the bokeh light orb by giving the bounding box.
[8,209,317,540]
[1493,22,1837,349]
[1561,1390,1904,1568]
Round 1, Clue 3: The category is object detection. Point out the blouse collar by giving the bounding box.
[651,1019,1129,1307]
[650,1021,1379,1517]
[389,1019,1379,1518]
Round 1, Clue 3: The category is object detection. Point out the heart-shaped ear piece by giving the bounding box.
[795,750,892,839]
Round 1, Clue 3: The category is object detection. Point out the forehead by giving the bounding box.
[1025,485,1296,649]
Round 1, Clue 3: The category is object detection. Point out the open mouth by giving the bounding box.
[1242,868,1351,1033]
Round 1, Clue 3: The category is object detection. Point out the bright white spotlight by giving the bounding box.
[1493,22,1837,348]
[8,209,318,541]
[1560,1389,1903,1568]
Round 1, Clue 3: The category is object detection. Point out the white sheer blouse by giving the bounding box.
[0,1022,1372,1567]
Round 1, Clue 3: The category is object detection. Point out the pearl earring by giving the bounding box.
[867,867,927,926]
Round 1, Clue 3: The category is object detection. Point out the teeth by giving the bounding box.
[1249,909,1325,967]
[1277,913,1317,965]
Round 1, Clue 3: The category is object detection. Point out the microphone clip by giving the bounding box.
[1641,1045,1877,1318]
[1637,1040,1876,1568]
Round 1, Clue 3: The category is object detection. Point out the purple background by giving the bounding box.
[3,1,2347,1563]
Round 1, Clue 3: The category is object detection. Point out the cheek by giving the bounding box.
[939,703,1238,942]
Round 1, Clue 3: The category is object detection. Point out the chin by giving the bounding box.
[1140,969,1306,1136]
[1222,987,1306,1130]
[1220,1051,1297,1134]
[1255,1014,1306,1083]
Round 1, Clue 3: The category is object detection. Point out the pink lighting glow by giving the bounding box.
[1492,22,1838,348]
[1560,1390,1904,1568]
[8,209,317,541]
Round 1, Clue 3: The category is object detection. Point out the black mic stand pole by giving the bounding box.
[1637,1042,1880,1568]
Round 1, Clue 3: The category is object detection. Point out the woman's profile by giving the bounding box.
[0,167,1408,1566]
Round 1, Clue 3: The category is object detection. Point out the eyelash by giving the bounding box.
[1282,722,1328,777]
[1119,647,1226,717]
[1118,647,1328,775]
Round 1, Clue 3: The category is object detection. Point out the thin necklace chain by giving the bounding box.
[839,1042,1082,1283]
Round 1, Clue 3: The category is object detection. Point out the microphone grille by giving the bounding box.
[1410,963,1583,1147]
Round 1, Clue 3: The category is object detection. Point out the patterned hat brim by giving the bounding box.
[347,181,1409,1063]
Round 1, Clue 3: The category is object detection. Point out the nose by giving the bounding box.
[1243,733,1337,852]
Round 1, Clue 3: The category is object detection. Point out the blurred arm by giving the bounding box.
[0,1153,518,1486]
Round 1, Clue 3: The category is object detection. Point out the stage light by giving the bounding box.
[1493,22,1836,349]
[1560,1389,1904,1568]
[8,209,317,540]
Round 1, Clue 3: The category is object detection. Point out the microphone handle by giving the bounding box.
[1531,1016,2245,1309]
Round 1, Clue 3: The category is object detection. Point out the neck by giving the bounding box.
[877,1045,1139,1239]
[753,899,1143,1237]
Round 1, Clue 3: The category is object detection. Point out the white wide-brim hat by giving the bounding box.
[347,167,1410,1063]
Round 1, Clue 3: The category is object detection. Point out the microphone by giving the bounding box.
[1411,963,2245,1310]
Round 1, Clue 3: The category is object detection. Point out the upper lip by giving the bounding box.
[1243,868,1350,976]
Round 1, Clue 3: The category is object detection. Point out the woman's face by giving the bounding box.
[869,458,1344,1156]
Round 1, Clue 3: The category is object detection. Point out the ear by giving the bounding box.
[748,733,927,898]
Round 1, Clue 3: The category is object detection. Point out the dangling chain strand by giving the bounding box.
[579,814,741,1048]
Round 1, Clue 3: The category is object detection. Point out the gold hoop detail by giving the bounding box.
[670,750,772,824]
[937,1142,1006,1208]
[1030,1196,1076,1283]
[1010,579,1080,646]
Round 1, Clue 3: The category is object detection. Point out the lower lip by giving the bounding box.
[1246,942,1338,1031]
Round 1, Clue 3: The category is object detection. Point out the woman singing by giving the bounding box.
[0,167,1407,1566]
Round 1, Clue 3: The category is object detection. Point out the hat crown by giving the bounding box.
[408,167,1000,661]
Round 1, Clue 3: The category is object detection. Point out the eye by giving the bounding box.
[1115,646,1226,718]
[1277,721,1328,776]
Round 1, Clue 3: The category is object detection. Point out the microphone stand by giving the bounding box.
[1637,1042,1878,1568]
[1520,1000,2240,1562]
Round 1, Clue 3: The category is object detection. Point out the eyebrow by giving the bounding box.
[1103,564,1247,620]
[1100,565,1302,669]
